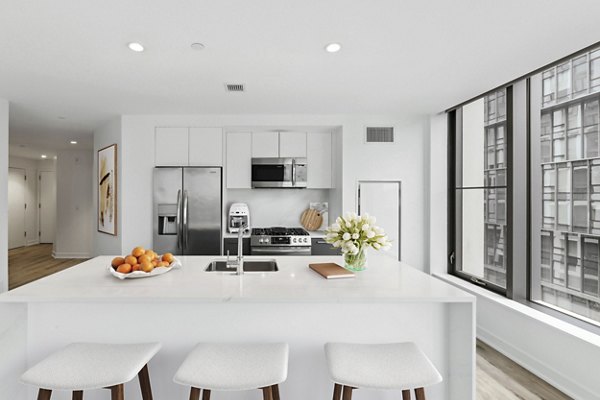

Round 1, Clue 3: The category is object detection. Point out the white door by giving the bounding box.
[39,171,57,243]
[251,132,279,158]
[358,181,401,260]
[8,168,26,250]
[279,132,307,158]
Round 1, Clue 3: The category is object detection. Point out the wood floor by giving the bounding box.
[7,245,571,399]
[8,244,86,289]
[477,340,570,399]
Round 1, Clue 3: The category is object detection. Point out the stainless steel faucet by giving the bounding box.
[227,223,245,275]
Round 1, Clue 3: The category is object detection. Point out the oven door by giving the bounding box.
[251,246,312,256]
[251,158,293,188]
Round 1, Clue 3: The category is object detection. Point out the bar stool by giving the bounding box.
[21,342,161,400]
[174,343,288,400]
[325,342,442,400]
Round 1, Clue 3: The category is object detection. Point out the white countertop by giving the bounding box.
[0,254,474,304]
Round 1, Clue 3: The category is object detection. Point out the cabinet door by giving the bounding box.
[279,132,307,158]
[307,132,333,188]
[226,132,252,188]
[252,132,279,158]
[189,127,223,166]
[155,127,189,166]
[311,238,342,255]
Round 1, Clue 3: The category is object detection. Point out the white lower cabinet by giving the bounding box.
[226,132,252,188]
[307,132,333,188]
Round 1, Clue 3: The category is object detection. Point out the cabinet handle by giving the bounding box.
[316,240,328,244]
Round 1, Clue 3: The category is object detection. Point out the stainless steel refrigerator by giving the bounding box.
[153,167,222,255]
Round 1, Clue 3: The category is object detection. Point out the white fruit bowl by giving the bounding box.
[108,258,182,280]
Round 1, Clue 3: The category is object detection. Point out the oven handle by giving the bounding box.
[292,158,296,187]
[251,247,311,255]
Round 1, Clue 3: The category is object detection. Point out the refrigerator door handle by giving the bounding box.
[176,189,182,250]
[183,190,189,250]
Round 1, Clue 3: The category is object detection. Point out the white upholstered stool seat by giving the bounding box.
[21,342,160,399]
[325,342,442,400]
[174,343,288,400]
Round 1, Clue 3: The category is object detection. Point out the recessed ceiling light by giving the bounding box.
[70,140,78,144]
[325,42,342,53]
[128,42,145,52]
[41,155,47,159]
[191,43,205,51]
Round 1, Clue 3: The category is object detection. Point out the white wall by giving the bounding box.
[54,150,93,258]
[227,189,330,228]
[92,118,122,256]
[115,114,430,270]
[7,156,57,246]
[0,99,8,292]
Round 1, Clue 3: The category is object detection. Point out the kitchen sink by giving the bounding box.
[205,259,279,272]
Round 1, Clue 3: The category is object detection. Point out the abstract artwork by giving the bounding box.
[98,144,117,235]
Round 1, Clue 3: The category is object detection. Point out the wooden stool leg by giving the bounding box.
[37,389,52,400]
[262,386,273,400]
[189,387,201,400]
[202,389,211,400]
[342,385,353,400]
[138,364,153,400]
[72,391,83,400]
[332,383,342,400]
[414,387,426,400]
[110,384,124,400]
[271,384,280,400]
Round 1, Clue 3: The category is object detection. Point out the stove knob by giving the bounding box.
[303,237,308,243]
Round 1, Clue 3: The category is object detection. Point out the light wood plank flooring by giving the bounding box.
[6,245,572,399]
[8,244,87,289]
[477,340,570,399]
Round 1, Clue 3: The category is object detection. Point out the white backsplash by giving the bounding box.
[226,189,331,229]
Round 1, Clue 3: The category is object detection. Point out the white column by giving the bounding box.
[0,99,9,292]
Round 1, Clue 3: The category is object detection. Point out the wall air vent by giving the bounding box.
[365,127,395,143]
[225,83,245,92]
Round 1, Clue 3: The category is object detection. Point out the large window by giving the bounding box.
[449,88,512,294]
[531,48,600,324]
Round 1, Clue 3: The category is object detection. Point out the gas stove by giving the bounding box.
[250,227,312,255]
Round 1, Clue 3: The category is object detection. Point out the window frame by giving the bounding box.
[447,87,514,297]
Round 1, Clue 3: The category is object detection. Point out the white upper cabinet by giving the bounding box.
[189,127,223,166]
[307,132,333,188]
[251,132,279,158]
[279,132,307,158]
[155,127,189,166]
[226,132,252,188]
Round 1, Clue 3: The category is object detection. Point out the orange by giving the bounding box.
[125,255,137,266]
[162,253,174,264]
[141,261,154,273]
[158,261,170,268]
[146,250,158,260]
[152,260,158,267]
[132,247,145,257]
[111,257,125,269]
[138,254,152,264]
[117,264,132,274]
[132,264,141,272]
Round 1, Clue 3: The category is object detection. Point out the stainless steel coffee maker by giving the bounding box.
[228,203,250,233]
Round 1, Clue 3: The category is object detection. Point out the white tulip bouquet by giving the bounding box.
[325,212,391,270]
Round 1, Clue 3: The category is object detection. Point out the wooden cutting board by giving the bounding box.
[300,208,323,231]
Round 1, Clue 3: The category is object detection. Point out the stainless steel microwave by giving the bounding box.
[251,158,307,188]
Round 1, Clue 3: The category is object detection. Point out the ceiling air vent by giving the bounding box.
[225,83,245,92]
[365,127,395,143]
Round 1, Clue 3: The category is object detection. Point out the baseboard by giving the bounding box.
[26,240,39,246]
[478,326,598,400]
[52,251,91,259]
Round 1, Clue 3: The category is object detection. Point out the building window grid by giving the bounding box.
[484,89,508,288]
[539,51,600,321]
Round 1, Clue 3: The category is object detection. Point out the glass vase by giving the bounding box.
[344,246,367,271]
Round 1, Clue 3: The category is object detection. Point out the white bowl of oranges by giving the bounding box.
[109,247,181,279]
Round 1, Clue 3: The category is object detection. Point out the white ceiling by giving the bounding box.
[2,0,600,154]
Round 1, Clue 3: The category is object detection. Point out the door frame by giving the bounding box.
[8,167,27,250]
[356,180,402,261]
[39,170,56,244]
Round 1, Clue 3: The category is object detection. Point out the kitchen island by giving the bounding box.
[0,254,474,400]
